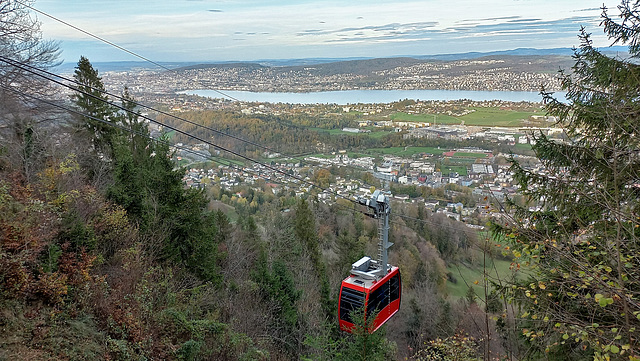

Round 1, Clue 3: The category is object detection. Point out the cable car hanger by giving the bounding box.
[353,190,393,279]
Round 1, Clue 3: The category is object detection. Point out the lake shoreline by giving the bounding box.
[179,89,564,104]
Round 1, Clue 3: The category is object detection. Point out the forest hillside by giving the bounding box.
[2,1,640,360]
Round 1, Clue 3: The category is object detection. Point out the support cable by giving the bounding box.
[0,82,287,188]
[2,56,487,233]
[17,0,239,102]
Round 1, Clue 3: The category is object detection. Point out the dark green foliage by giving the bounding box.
[294,199,334,319]
[335,231,366,274]
[67,58,227,283]
[339,308,393,361]
[304,309,394,361]
[167,201,222,282]
[57,211,96,251]
[238,214,260,245]
[40,243,62,273]
[107,130,223,282]
[494,3,640,359]
[213,209,232,245]
[177,340,202,361]
[253,256,302,355]
[71,56,121,157]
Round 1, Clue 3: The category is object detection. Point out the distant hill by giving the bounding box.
[175,62,266,71]
[290,57,425,75]
[414,46,629,60]
[54,61,200,74]
[170,54,573,78]
[413,48,577,61]
[56,46,628,74]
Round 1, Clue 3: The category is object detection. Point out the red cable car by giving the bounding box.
[339,256,401,333]
[339,190,401,333]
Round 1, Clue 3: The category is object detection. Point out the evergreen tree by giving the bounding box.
[337,308,394,361]
[253,256,302,356]
[69,58,222,282]
[496,2,640,359]
[111,135,221,282]
[294,199,334,319]
[71,56,120,157]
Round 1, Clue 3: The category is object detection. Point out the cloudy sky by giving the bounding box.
[34,0,621,63]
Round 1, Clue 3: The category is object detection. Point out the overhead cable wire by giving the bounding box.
[10,83,519,314]
[4,56,472,232]
[0,82,289,188]
[19,1,389,174]
[3,54,494,232]
[0,52,356,176]
[3,3,513,268]
[2,81,393,228]
[0,55,285,156]
[20,1,509,221]
[0,56,363,205]
[17,0,239,102]
[3,54,387,225]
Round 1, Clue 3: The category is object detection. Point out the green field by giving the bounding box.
[446,158,483,165]
[210,156,244,166]
[305,153,335,159]
[515,143,533,151]
[390,112,459,124]
[209,200,239,223]
[310,127,392,138]
[459,108,540,126]
[391,107,542,127]
[453,152,487,158]
[366,146,447,156]
[367,131,392,139]
[441,165,468,176]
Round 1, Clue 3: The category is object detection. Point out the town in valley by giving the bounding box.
[88,54,567,228]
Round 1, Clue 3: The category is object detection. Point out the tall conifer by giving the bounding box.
[71,56,120,157]
[496,2,640,359]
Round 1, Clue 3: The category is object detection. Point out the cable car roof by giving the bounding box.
[342,274,378,289]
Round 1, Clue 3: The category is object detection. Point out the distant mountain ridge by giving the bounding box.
[56,46,628,73]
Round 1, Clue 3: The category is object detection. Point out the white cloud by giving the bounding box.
[34,0,621,61]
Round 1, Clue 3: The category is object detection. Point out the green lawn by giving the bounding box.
[305,153,335,159]
[446,158,482,165]
[515,143,533,151]
[309,127,391,138]
[441,165,468,176]
[447,233,528,299]
[211,156,244,166]
[452,152,487,158]
[209,200,239,223]
[391,112,459,125]
[348,152,374,158]
[366,146,447,156]
[459,108,541,127]
[390,108,543,127]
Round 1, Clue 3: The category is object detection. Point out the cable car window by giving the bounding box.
[367,280,389,318]
[390,273,400,302]
[340,287,365,324]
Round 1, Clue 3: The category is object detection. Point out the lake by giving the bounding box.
[179,89,565,104]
